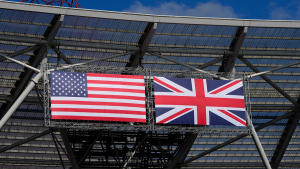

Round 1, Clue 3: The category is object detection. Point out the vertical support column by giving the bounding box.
[59,128,80,169]
[126,22,157,68]
[166,133,198,169]
[246,115,272,169]
[219,27,247,79]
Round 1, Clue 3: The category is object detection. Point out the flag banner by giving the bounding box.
[50,72,147,123]
[153,76,246,126]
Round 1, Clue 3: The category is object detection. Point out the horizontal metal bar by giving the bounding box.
[150,52,228,80]
[0,129,54,153]
[238,60,300,80]
[0,53,40,73]
[48,52,135,72]
[2,36,300,56]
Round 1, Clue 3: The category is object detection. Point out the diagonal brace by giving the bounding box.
[183,111,295,164]
[0,45,40,62]
[238,56,300,107]
[150,52,228,80]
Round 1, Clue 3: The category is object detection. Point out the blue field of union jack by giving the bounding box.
[153,76,246,126]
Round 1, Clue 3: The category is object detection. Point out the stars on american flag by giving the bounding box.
[50,71,88,97]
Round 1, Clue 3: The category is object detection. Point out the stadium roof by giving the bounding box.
[0,0,299,168]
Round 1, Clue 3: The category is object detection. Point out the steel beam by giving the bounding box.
[123,133,149,168]
[51,46,73,64]
[50,129,65,169]
[271,99,300,169]
[49,52,134,72]
[183,111,295,164]
[0,14,63,119]
[126,23,157,67]
[78,130,103,165]
[0,129,53,153]
[239,56,300,107]
[150,52,228,80]
[109,130,121,168]
[247,115,271,169]
[0,53,41,73]
[46,15,64,44]
[0,71,43,129]
[0,45,40,62]
[176,56,225,78]
[224,27,248,74]
[167,133,198,169]
[59,128,80,169]
[3,36,300,56]
[240,59,300,79]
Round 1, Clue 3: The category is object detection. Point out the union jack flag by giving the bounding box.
[153,77,246,126]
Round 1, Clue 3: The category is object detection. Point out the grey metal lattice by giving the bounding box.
[43,64,252,135]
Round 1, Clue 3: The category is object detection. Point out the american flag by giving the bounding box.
[50,72,147,123]
[153,76,246,126]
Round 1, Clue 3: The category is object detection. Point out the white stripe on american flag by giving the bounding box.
[52,112,145,119]
[88,91,145,97]
[87,83,145,90]
[87,76,144,83]
[52,103,145,112]
[51,97,145,104]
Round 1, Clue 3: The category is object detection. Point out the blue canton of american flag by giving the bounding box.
[154,76,246,126]
[51,72,88,97]
[50,71,147,123]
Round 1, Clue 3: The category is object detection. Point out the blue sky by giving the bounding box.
[7,0,300,20]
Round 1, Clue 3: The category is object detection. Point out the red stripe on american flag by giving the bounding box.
[51,100,146,108]
[88,94,145,101]
[154,77,184,93]
[51,108,146,115]
[210,81,241,94]
[157,108,192,124]
[218,109,246,126]
[88,87,145,94]
[52,115,146,123]
[87,80,145,86]
[87,73,144,79]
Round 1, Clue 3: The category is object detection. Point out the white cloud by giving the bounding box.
[269,2,300,20]
[270,7,293,20]
[123,1,239,18]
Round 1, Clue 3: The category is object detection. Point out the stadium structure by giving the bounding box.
[0,0,299,169]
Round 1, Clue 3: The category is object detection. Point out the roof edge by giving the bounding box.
[1,0,300,28]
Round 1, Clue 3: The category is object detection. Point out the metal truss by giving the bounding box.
[43,64,252,135]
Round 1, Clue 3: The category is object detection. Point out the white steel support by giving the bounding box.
[150,52,228,80]
[246,115,272,169]
[0,59,45,129]
[48,52,135,72]
[0,14,64,119]
[0,53,41,73]
[237,59,300,80]
[238,57,300,107]
[0,45,40,62]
